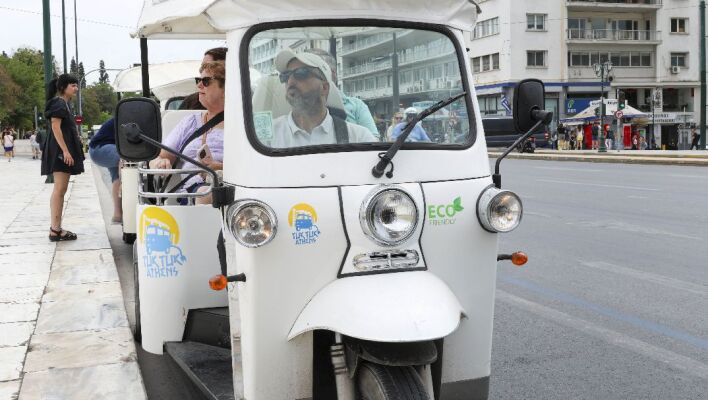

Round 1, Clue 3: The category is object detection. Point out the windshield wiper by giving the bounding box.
[372,91,467,178]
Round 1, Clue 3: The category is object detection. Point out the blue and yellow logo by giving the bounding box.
[139,207,186,278]
[288,203,321,245]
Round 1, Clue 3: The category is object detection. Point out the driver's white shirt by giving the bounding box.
[271,110,377,148]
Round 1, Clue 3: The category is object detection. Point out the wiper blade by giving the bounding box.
[372,91,466,178]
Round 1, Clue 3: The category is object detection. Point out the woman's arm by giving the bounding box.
[51,117,74,166]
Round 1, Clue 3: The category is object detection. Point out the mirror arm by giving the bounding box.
[127,128,221,188]
[492,118,544,189]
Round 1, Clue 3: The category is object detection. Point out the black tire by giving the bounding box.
[132,243,142,342]
[123,232,136,244]
[357,362,429,400]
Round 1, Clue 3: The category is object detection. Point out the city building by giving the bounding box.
[467,0,703,149]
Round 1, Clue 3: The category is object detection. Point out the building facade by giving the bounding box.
[467,0,703,149]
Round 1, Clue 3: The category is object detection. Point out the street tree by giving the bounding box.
[98,60,109,84]
[0,48,48,131]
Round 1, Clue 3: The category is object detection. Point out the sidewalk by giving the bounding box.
[0,155,146,399]
[488,148,708,166]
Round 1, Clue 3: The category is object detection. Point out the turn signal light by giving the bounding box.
[209,274,228,291]
[511,252,528,266]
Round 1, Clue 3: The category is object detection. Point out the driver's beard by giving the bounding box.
[287,88,324,117]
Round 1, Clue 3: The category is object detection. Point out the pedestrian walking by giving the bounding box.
[631,133,639,150]
[690,128,701,150]
[29,131,41,159]
[591,122,600,150]
[42,73,85,241]
[576,127,584,150]
[604,125,613,150]
[569,126,577,150]
[3,129,14,162]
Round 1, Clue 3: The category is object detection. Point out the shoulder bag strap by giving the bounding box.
[332,115,349,144]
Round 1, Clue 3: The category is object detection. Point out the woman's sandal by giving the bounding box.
[49,227,78,242]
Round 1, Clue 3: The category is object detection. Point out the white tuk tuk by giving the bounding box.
[116,1,551,398]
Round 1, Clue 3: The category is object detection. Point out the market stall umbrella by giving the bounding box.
[561,102,647,125]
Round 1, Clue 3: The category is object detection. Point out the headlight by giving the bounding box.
[477,187,523,233]
[360,187,418,246]
[226,200,277,248]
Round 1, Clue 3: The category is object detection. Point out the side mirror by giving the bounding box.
[513,79,552,134]
[114,97,161,161]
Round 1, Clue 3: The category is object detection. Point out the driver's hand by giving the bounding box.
[149,157,171,169]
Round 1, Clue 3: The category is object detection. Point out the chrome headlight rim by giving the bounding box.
[359,186,419,247]
[226,199,278,248]
[476,186,523,233]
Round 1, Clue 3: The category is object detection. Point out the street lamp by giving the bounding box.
[77,67,122,120]
[592,61,612,153]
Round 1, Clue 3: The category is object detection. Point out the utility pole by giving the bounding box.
[700,0,706,149]
[42,0,54,184]
[62,0,68,73]
[74,0,82,136]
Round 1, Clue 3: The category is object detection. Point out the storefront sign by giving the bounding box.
[650,112,694,124]
[566,98,592,114]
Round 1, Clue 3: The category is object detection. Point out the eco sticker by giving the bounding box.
[427,197,464,226]
[254,111,273,145]
[139,207,187,278]
[288,203,321,245]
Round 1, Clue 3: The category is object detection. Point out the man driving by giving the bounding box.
[270,49,377,148]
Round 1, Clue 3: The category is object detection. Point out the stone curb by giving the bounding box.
[488,152,708,166]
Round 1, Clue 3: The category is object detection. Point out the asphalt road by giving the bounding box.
[490,159,708,400]
[95,158,707,399]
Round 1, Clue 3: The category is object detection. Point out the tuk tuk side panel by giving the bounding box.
[420,178,498,384]
[137,205,227,354]
[223,29,492,189]
[229,187,346,399]
[121,166,139,234]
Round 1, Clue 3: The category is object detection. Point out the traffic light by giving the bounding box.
[594,107,600,117]
[618,90,626,110]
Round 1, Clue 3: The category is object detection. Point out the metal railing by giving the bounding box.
[567,29,660,41]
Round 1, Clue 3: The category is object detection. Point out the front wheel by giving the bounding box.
[357,362,429,400]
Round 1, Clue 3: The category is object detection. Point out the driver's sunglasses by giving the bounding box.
[195,76,218,87]
[279,67,324,83]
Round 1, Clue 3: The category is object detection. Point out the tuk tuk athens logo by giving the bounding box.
[139,207,187,278]
[428,197,464,225]
[288,203,321,245]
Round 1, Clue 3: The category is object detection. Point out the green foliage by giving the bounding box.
[0,48,47,131]
[98,60,109,84]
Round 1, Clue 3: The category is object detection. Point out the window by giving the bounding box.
[472,53,500,72]
[478,95,503,116]
[568,51,652,67]
[527,51,546,67]
[670,18,687,33]
[473,17,499,39]
[527,14,546,31]
[671,53,687,67]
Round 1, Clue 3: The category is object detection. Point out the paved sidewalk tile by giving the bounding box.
[0,274,49,290]
[0,322,35,347]
[0,303,39,323]
[42,281,123,303]
[0,287,44,304]
[20,362,146,400]
[0,380,20,400]
[0,263,50,277]
[0,346,27,381]
[35,297,128,334]
[48,262,119,286]
[24,328,136,373]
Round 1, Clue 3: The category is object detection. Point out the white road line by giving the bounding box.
[533,166,602,173]
[496,290,708,379]
[537,179,660,192]
[581,261,708,297]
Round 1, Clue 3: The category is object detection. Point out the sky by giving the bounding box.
[0,0,224,84]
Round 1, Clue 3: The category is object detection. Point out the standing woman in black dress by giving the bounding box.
[42,74,85,241]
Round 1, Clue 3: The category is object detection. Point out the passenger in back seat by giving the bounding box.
[149,61,225,205]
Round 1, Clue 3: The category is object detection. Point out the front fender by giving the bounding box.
[288,271,466,342]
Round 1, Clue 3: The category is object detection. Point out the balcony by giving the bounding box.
[566,29,661,44]
[566,0,662,12]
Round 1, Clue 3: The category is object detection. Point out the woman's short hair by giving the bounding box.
[204,47,228,62]
[46,73,79,101]
[200,61,226,88]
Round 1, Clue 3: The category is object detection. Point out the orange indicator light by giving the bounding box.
[511,252,528,266]
[209,275,228,291]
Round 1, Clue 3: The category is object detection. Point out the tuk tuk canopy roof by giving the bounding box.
[134,0,480,38]
[111,60,201,96]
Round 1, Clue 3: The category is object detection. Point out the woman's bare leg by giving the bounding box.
[50,172,71,233]
[112,179,122,221]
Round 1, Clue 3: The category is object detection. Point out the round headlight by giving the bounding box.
[226,201,277,248]
[477,187,523,233]
[360,188,418,246]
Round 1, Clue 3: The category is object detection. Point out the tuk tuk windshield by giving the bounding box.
[246,26,472,152]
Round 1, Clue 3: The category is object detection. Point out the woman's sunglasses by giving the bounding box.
[279,67,324,83]
[195,76,220,87]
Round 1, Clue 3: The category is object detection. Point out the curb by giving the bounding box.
[488,152,708,166]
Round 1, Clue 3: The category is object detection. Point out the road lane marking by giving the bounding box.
[500,276,708,351]
[532,166,602,173]
[582,261,708,297]
[496,289,708,379]
[571,220,703,241]
[537,179,660,192]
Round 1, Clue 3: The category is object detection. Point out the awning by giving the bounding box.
[561,101,647,124]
